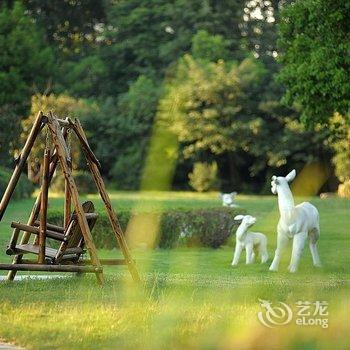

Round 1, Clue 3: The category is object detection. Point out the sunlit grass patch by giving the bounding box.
[0,194,349,349]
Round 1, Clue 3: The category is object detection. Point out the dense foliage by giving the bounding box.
[0,166,34,200]
[278,0,350,125]
[0,1,53,164]
[189,162,219,192]
[0,0,347,193]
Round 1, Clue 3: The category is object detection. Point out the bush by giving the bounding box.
[188,162,219,192]
[48,206,244,249]
[51,171,96,194]
[0,166,34,200]
[338,180,350,198]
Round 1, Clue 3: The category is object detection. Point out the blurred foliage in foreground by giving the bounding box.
[0,0,348,194]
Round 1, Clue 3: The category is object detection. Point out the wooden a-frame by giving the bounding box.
[0,111,140,284]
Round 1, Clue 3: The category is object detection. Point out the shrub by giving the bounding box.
[51,171,96,194]
[0,166,34,200]
[188,162,219,192]
[48,206,244,249]
[338,180,350,198]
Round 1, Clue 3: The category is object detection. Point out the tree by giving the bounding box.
[188,162,218,192]
[20,0,105,56]
[101,0,244,94]
[278,0,350,125]
[158,52,267,189]
[56,55,108,98]
[191,30,230,62]
[160,54,265,156]
[160,28,332,192]
[0,1,53,163]
[22,94,94,182]
[329,113,350,182]
[81,76,161,189]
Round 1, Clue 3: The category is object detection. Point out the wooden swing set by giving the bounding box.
[0,111,140,284]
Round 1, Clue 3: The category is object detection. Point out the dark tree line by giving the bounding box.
[0,0,347,193]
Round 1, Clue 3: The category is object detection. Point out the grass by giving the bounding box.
[0,191,349,349]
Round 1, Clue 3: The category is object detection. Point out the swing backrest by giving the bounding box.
[55,200,98,262]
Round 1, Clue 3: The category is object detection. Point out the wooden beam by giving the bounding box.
[38,149,50,264]
[33,221,64,233]
[46,113,104,285]
[73,119,141,283]
[10,222,66,242]
[68,119,101,168]
[64,177,71,230]
[0,111,43,221]
[7,227,21,253]
[64,130,71,230]
[0,263,102,273]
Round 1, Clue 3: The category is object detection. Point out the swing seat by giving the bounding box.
[6,201,97,264]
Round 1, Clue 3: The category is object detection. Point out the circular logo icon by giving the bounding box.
[257,299,293,328]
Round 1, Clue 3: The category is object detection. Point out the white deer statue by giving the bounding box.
[231,215,269,266]
[269,169,321,273]
[220,192,238,208]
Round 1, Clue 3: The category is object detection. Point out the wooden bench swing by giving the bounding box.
[0,111,140,284]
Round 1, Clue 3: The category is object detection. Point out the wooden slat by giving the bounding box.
[8,244,84,258]
[54,201,95,263]
[11,244,57,258]
[11,222,66,242]
[33,221,64,233]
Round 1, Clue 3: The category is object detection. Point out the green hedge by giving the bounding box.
[0,166,34,200]
[48,207,244,249]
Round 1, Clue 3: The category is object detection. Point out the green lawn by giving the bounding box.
[0,192,349,349]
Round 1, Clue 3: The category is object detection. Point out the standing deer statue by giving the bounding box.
[269,169,321,273]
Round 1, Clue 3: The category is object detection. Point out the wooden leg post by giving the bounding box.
[38,149,50,264]
[0,111,44,221]
[64,157,71,230]
[72,119,141,283]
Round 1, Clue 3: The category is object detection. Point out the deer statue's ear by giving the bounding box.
[285,169,296,183]
[234,215,244,221]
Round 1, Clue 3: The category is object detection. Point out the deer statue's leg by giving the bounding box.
[231,244,243,266]
[309,227,322,267]
[288,231,308,273]
[260,239,269,263]
[245,244,254,264]
[269,230,288,271]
